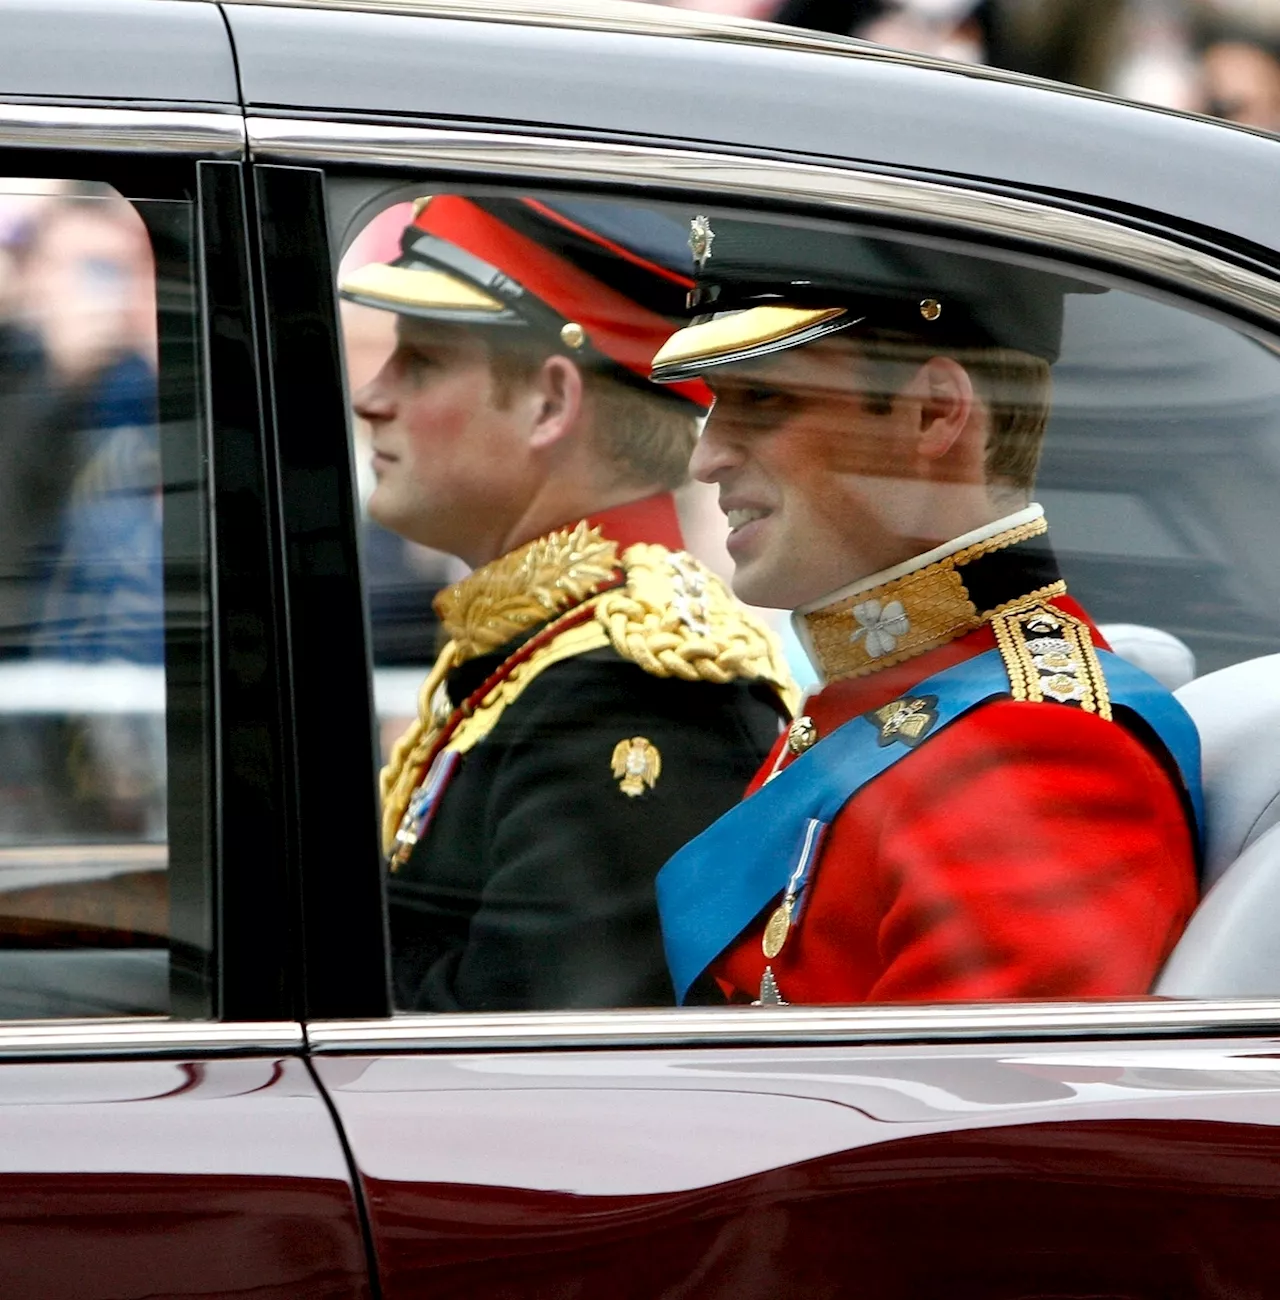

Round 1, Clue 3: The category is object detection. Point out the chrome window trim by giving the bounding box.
[249,119,1280,330]
[0,1020,303,1060]
[310,1002,1280,1053]
[0,104,244,157]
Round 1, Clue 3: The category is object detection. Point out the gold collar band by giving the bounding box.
[434,520,620,663]
[798,516,1064,682]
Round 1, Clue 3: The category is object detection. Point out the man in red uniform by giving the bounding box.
[341,197,794,1011]
[651,218,1200,1006]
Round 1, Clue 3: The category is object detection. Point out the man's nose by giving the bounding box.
[689,419,743,484]
[353,371,392,423]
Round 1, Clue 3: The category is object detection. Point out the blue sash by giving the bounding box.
[656,648,1203,1005]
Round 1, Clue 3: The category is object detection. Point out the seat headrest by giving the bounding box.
[1175,653,1280,885]
[1153,821,1280,997]
[1098,623,1196,692]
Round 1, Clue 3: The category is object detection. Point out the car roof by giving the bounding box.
[0,0,238,103]
[220,0,1280,261]
[3,0,1278,263]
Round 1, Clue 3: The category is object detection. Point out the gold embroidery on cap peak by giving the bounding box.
[651,306,847,377]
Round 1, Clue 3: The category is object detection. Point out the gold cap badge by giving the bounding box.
[611,737,662,797]
[689,215,715,269]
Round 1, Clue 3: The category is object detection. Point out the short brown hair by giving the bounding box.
[486,339,698,491]
[856,335,1053,494]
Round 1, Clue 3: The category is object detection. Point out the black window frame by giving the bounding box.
[0,139,229,1019]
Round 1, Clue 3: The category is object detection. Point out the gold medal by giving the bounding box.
[762,898,793,960]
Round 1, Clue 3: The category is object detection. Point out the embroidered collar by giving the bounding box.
[433,493,686,665]
[434,520,621,663]
[793,505,1066,683]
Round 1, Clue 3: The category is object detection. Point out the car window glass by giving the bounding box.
[0,179,210,1018]
[335,187,1280,1014]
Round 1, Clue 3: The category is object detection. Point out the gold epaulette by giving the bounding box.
[596,543,799,711]
[379,543,799,855]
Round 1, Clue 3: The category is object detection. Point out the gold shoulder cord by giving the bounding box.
[596,544,800,715]
[379,541,800,857]
[379,639,459,856]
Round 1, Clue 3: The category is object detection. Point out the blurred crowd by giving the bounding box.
[0,182,165,839]
[653,0,1280,132]
[0,182,160,666]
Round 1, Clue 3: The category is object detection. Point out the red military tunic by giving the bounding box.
[713,517,1199,1006]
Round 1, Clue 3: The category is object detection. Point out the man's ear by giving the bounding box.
[908,355,976,460]
[527,354,585,451]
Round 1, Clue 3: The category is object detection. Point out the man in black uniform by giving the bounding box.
[342,195,795,1012]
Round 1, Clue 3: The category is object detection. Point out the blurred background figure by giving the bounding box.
[649,0,1280,133]
[1189,0,1280,129]
[28,193,161,667]
[770,0,993,64]
[0,183,164,840]
[0,186,158,664]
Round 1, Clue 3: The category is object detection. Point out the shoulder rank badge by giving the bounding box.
[867,694,939,748]
[612,736,662,797]
[991,603,1112,720]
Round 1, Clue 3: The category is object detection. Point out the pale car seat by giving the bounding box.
[1098,623,1197,692]
[1153,653,1280,996]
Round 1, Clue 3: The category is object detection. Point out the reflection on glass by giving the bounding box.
[0,181,205,1018]
[337,189,1280,1012]
[339,195,796,1012]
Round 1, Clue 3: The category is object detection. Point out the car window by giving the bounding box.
[0,179,210,1018]
[334,185,1280,1014]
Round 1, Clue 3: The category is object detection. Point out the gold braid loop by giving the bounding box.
[597,544,799,711]
[379,639,458,854]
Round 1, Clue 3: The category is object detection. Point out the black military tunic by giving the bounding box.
[382,494,794,1012]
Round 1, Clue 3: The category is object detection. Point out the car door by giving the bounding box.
[0,4,373,1296]
[233,4,1280,1297]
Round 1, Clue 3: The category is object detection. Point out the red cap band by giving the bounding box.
[416,197,713,410]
